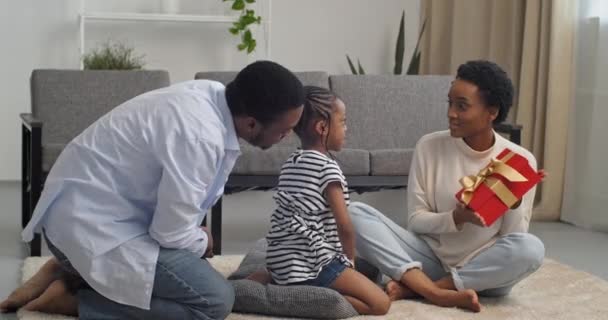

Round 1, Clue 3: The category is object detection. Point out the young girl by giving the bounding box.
[261,86,390,315]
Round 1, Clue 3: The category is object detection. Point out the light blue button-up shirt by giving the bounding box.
[22,80,241,309]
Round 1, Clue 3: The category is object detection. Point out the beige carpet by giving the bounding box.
[17,256,608,320]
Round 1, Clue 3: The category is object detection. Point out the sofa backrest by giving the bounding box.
[329,75,452,150]
[194,71,329,88]
[31,69,171,146]
[194,71,329,149]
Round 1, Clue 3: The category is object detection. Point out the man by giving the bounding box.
[1,61,304,319]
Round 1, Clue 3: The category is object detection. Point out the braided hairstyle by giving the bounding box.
[294,86,338,154]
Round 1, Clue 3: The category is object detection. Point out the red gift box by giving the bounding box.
[455,148,542,226]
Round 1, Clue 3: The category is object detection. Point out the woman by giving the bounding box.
[349,60,545,312]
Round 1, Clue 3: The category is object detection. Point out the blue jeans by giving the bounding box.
[294,257,348,288]
[349,202,545,297]
[45,234,234,319]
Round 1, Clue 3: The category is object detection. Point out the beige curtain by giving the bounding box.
[420,0,575,221]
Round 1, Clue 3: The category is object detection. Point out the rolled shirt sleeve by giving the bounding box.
[149,134,222,257]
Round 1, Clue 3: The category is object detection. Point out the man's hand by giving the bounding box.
[453,203,486,227]
[201,227,214,258]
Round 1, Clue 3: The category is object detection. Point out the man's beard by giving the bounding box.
[250,130,271,150]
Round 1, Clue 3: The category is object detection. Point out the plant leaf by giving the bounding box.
[357,60,366,75]
[225,0,258,55]
[232,0,245,10]
[243,29,253,42]
[242,14,257,25]
[346,55,358,74]
[247,39,257,53]
[407,51,421,75]
[407,18,427,75]
[394,11,405,75]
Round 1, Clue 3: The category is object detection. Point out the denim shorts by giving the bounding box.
[293,257,348,288]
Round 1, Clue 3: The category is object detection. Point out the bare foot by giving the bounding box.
[457,289,481,313]
[385,280,417,301]
[431,289,481,312]
[0,258,62,313]
[246,269,271,285]
[22,279,78,316]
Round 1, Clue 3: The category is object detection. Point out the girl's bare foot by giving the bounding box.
[385,280,417,301]
[22,279,78,316]
[431,289,481,312]
[0,258,61,312]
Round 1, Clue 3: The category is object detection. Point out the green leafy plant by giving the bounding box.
[346,55,366,75]
[346,12,427,75]
[224,0,261,54]
[83,41,145,70]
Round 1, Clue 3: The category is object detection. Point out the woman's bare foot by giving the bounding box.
[385,280,417,301]
[22,279,78,316]
[246,269,271,285]
[431,289,481,312]
[0,258,62,312]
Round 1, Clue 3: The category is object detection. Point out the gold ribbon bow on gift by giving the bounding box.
[459,152,528,208]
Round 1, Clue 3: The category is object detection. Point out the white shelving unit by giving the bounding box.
[78,1,272,69]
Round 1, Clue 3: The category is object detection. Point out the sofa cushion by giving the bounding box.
[31,70,170,147]
[329,75,451,150]
[370,148,414,175]
[230,280,358,319]
[228,239,267,280]
[333,148,370,175]
[228,239,358,319]
[232,145,370,176]
[195,71,331,162]
[42,143,66,173]
[231,145,295,175]
[195,71,330,89]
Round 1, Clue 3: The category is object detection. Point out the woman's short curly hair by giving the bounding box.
[456,60,514,124]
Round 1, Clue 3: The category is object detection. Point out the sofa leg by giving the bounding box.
[21,124,31,229]
[211,198,222,256]
[30,233,42,256]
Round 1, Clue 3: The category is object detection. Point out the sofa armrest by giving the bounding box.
[20,113,43,130]
[494,122,522,145]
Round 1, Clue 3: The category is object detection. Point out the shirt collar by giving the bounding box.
[217,88,240,152]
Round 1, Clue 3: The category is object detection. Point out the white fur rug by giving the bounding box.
[17,256,608,320]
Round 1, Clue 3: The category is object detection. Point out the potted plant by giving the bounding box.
[83,41,146,70]
[223,0,261,54]
[346,11,427,75]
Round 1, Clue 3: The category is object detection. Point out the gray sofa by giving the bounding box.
[21,69,171,255]
[195,72,522,254]
[195,72,459,180]
[21,69,521,256]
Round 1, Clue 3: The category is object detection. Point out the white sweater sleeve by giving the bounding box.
[407,143,460,235]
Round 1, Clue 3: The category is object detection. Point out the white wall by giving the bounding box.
[0,0,420,181]
[0,1,419,240]
[561,0,608,231]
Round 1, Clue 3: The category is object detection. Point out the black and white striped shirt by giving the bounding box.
[266,150,351,285]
